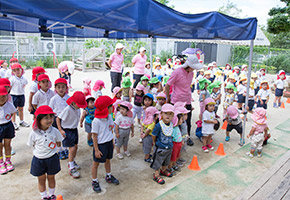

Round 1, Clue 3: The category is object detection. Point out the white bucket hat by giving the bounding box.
[115,43,124,50]
[139,47,146,52]
[181,55,203,70]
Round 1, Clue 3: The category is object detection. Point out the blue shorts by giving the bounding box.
[0,121,15,142]
[254,88,259,96]
[30,153,61,176]
[62,128,78,147]
[257,100,267,109]
[275,88,283,97]
[237,94,245,103]
[93,140,114,163]
[248,100,255,111]
[11,94,25,107]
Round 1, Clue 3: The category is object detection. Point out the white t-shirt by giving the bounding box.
[275,79,284,89]
[0,101,17,124]
[27,127,63,159]
[202,110,215,135]
[4,68,12,79]
[257,89,270,100]
[0,68,7,78]
[29,81,38,93]
[9,76,28,95]
[91,115,114,144]
[144,68,152,77]
[115,114,134,129]
[154,69,162,76]
[93,90,102,100]
[237,84,246,95]
[32,89,55,108]
[249,88,255,100]
[49,94,70,116]
[150,88,158,101]
[58,105,80,129]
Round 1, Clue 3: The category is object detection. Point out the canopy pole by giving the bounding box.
[242,40,254,145]
[150,36,153,77]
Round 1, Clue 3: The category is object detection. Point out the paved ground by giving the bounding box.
[0,68,289,200]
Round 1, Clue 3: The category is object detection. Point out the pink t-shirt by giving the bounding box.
[167,67,193,105]
[132,54,147,75]
[252,123,268,135]
[115,114,134,129]
[110,52,123,73]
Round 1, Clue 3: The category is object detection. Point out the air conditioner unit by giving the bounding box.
[43,41,56,54]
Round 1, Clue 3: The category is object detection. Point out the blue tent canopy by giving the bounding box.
[0,0,257,40]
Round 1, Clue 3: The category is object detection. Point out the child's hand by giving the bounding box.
[80,123,83,128]
[28,105,33,113]
[131,132,134,137]
[260,100,263,104]
[95,150,103,158]
[247,134,250,139]
[116,133,120,138]
[60,129,66,138]
[141,133,145,139]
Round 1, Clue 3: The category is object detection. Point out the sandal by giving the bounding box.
[153,175,165,184]
[160,170,173,177]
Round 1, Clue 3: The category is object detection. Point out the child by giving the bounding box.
[251,73,260,95]
[56,91,87,179]
[237,77,247,110]
[132,84,145,127]
[156,92,166,111]
[273,70,286,108]
[28,67,46,115]
[92,80,105,100]
[0,86,17,175]
[140,93,155,143]
[83,78,92,97]
[49,78,70,159]
[27,105,63,200]
[0,60,8,78]
[5,54,18,79]
[141,106,159,163]
[246,80,255,113]
[196,69,204,93]
[202,98,217,153]
[112,86,122,102]
[204,71,211,81]
[149,77,162,101]
[80,96,96,147]
[259,68,266,82]
[153,63,162,77]
[209,81,222,117]
[151,104,175,184]
[122,76,132,102]
[32,74,54,109]
[140,75,150,93]
[223,64,232,81]
[224,105,243,145]
[91,96,119,193]
[0,78,12,103]
[199,78,211,120]
[256,80,270,110]
[241,65,248,77]
[9,63,29,130]
[233,66,240,82]
[246,108,269,158]
[114,101,134,159]
[144,62,151,77]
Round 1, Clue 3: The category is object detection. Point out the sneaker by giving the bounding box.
[172,165,181,172]
[124,151,131,157]
[176,160,185,167]
[0,163,8,175]
[278,102,281,107]
[58,151,66,160]
[206,144,214,150]
[87,139,93,147]
[225,136,230,142]
[273,103,278,108]
[239,138,245,146]
[257,153,262,158]
[105,175,119,185]
[117,153,124,159]
[49,195,57,200]
[73,161,81,170]
[13,122,19,130]
[69,168,80,178]
[42,198,49,200]
[64,149,69,159]
[187,138,194,146]
[246,152,254,158]
[167,168,176,176]
[19,121,30,127]
[11,149,16,156]
[202,146,209,153]
[92,180,102,193]
[178,158,186,163]
[144,158,152,163]
[5,160,14,172]
[153,175,165,185]
[139,138,143,143]
[160,170,173,177]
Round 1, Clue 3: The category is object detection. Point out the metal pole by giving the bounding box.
[150,36,153,77]
[242,40,254,145]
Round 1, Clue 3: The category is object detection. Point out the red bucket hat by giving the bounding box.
[11,63,24,76]
[94,96,114,118]
[0,86,8,96]
[9,52,18,63]
[32,66,46,81]
[55,78,67,85]
[37,74,51,89]
[66,91,87,109]
[32,105,55,130]
[0,78,11,87]
[0,60,5,65]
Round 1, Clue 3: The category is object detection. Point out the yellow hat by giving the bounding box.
[153,62,161,69]
[204,70,211,75]
[145,62,150,66]
[215,70,222,77]
[239,73,246,79]
[260,80,269,90]
[251,73,258,78]
[250,79,254,89]
[199,69,205,72]
[229,74,235,80]
[239,76,247,83]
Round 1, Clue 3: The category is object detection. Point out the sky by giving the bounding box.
[169,0,285,26]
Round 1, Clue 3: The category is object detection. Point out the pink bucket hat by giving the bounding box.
[113,86,122,97]
[174,102,186,108]
[252,107,267,125]
[204,98,216,106]
[161,103,174,113]
[119,101,133,118]
[113,99,123,115]
[226,105,238,119]
[143,106,160,125]
[156,92,166,99]
[93,80,105,91]
[136,84,146,94]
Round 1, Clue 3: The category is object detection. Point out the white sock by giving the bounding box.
[106,173,111,178]
[69,161,75,169]
[40,191,48,199]
[93,178,98,182]
[20,120,24,123]
[48,188,55,196]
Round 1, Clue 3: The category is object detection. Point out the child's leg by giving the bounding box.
[226,131,230,137]
[3,139,11,158]
[278,96,281,104]
[104,159,111,173]
[123,145,128,152]
[87,132,92,141]
[18,107,24,121]
[0,142,3,162]
[116,146,121,154]
[12,113,16,123]
[274,96,278,104]
[91,161,100,179]
[206,135,212,145]
[202,136,208,146]
[154,170,160,177]
[38,174,47,193]
[47,175,56,196]
[137,119,141,125]
[68,145,77,162]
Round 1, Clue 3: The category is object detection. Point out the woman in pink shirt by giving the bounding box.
[108,43,124,92]
[132,47,147,88]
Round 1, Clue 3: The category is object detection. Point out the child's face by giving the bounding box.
[119,106,128,116]
[204,74,210,79]
[136,89,142,96]
[204,83,208,89]
[12,68,22,77]
[228,88,234,94]
[142,80,148,86]
[229,78,235,83]
[157,98,166,106]
[262,83,267,90]
[207,104,215,112]
[213,88,219,93]
[161,112,174,124]
[39,79,50,91]
[87,100,95,108]
[280,74,285,80]
[108,105,113,114]
[226,66,230,70]
[55,83,67,97]
[0,94,8,106]
[178,115,184,125]
[99,86,103,90]
[154,82,160,88]
[145,65,150,69]
[116,48,122,54]
[157,66,161,70]
[2,62,8,69]
[242,81,246,85]
[116,91,122,98]
[252,77,257,81]
[200,72,204,76]
[261,70,265,75]
[183,113,188,121]
[40,114,54,130]
[144,97,153,107]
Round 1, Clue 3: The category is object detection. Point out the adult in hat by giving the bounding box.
[108,43,125,92]
[165,55,203,146]
[132,47,147,88]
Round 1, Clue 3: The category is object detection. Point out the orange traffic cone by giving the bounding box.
[221,120,227,130]
[56,195,63,200]
[188,155,201,171]
[215,143,226,156]
[280,102,285,109]
[286,98,290,104]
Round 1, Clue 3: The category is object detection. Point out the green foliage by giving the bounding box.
[159,50,172,65]
[264,54,290,73]
[218,0,242,18]
[155,0,175,9]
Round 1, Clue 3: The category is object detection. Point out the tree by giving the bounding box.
[267,0,290,34]
[155,0,175,9]
[218,0,243,18]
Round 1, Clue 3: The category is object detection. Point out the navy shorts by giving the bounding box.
[226,122,243,134]
[275,88,283,97]
[93,140,114,163]
[52,116,58,128]
[248,100,255,111]
[62,128,78,147]
[254,88,259,96]
[237,94,245,103]
[0,121,15,142]
[257,100,267,109]
[11,94,25,107]
[30,153,61,176]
